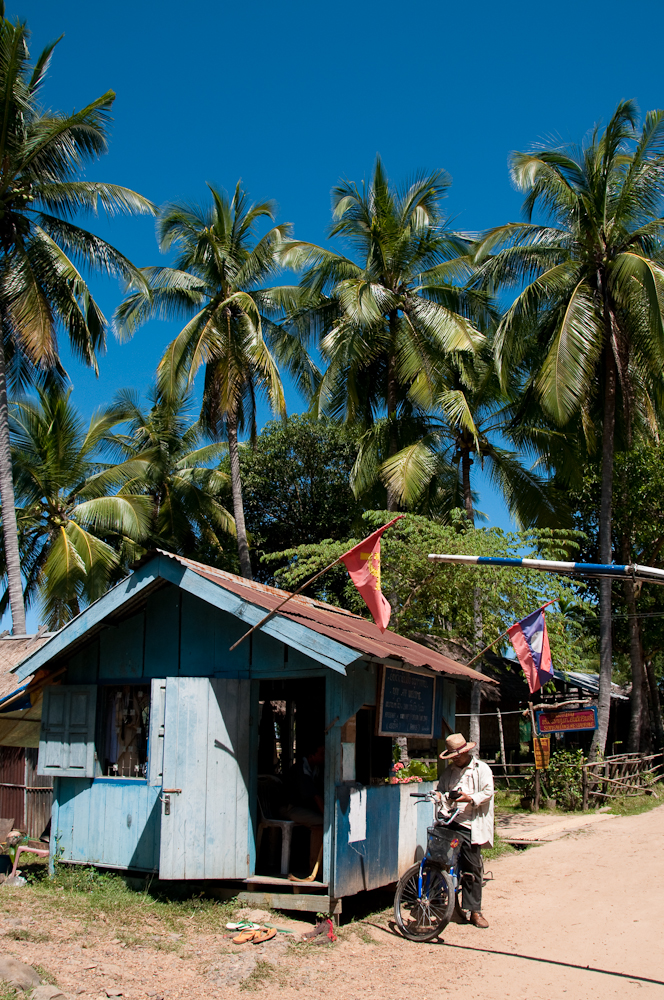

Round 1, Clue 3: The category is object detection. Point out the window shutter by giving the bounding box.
[37,685,97,778]
[148,679,166,786]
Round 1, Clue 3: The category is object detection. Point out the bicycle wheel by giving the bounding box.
[394,860,455,942]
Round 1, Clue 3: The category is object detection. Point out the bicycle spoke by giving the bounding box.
[395,863,453,939]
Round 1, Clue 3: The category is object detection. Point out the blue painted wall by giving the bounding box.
[52,777,161,871]
[48,582,459,896]
[53,584,332,879]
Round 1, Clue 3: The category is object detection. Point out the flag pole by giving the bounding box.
[228,553,345,652]
[229,516,404,652]
[465,600,556,667]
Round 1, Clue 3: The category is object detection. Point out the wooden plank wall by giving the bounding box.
[324,661,378,886]
[53,777,161,870]
[158,677,254,880]
[65,586,329,685]
[56,587,328,877]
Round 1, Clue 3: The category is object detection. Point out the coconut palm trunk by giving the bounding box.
[592,346,617,758]
[386,316,400,512]
[461,448,483,753]
[620,533,644,752]
[227,413,252,580]
[0,336,26,633]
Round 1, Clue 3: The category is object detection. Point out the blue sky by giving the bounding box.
[9,0,664,564]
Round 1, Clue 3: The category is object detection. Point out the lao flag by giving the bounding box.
[507,608,554,694]
[340,516,403,631]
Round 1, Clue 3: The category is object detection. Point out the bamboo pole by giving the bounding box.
[465,601,556,667]
[496,708,509,787]
[228,553,346,652]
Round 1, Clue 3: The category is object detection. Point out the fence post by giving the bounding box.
[582,765,588,811]
[496,709,509,788]
[528,702,541,811]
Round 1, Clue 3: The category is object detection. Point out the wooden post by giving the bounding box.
[529,702,541,812]
[496,709,509,788]
[582,765,589,811]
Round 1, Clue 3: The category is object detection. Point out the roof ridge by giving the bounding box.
[157,549,363,619]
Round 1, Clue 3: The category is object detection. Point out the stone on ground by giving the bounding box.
[0,956,41,990]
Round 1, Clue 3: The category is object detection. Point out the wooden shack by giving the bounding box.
[11,551,488,914]
[0,634,54,840]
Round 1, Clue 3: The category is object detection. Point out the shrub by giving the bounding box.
[523,749,585,810]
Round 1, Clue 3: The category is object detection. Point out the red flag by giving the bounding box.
[340,517,404,631]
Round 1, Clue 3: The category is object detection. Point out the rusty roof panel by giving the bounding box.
[163,551,493,684]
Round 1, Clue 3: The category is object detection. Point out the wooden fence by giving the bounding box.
[487,750,663,810]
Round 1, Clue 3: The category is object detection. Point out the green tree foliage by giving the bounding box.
[226,416,368,576]
[476,101,664,755]
[264,511,590,672]
[117,182,316,580]
[281,157,490,510]
[0,385,151,629]
[0,4,155,633]
[108,387,235,561]
[377,346,567,528]
[570,448,664,748]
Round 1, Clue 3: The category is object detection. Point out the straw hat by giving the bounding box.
[438,733,477,760]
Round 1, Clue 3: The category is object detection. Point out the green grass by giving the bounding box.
[605,784,663,817]
[6,928,51,943]
[494,788,528,815]
[483,836,520,862]
[239,960,282,992]
[14,858,241,943]
[32,965,59,987]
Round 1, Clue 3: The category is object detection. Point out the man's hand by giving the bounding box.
[455,792,473,804]
[430,791,444,804]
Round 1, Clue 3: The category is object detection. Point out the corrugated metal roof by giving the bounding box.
[159,551,493,684]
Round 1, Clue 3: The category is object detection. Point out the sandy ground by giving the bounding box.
[2,804,663,1000]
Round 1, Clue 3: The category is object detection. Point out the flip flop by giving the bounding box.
[226,921,260,931]
[232,927,264,944]
[252,928,277,944]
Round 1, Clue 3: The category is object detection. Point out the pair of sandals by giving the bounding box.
[230,923,277,945]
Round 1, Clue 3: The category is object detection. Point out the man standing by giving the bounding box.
[434,733,494,928]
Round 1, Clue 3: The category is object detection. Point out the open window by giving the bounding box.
[97,684,150,778]
[355,707,393,786]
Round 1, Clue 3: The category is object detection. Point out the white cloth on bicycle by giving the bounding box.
[437,758,494,847]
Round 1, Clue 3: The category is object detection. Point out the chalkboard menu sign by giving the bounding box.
[377,666,436,738]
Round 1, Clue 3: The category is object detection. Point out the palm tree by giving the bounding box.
[362,348,567,528]
[108,387,235,558]
[1,385,152,630]
[116,183,316,580]
[280,156,490,509]
[0,6,156,633]
[475,101,664,755]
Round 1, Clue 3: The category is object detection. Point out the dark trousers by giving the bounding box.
[451,823,483,912]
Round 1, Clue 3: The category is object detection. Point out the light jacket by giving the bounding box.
[436,758,495,847]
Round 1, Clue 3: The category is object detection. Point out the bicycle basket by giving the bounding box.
[427,825,462,866]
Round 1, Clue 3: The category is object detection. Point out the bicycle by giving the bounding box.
[393,790,465,942]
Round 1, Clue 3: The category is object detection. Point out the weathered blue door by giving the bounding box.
[158,677,252,879]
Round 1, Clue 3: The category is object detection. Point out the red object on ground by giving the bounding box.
[339,517,404,631]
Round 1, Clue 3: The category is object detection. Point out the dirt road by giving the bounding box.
[3,804,663,999]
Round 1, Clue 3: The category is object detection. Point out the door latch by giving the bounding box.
[160,788,181,816]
